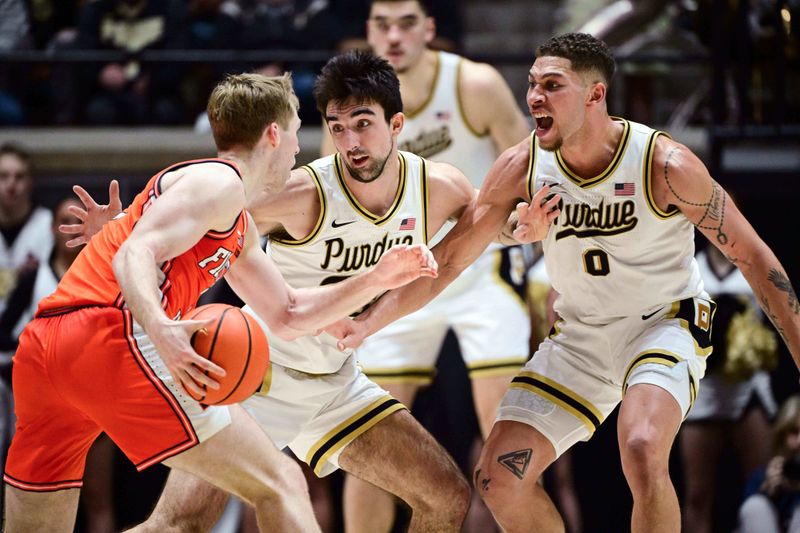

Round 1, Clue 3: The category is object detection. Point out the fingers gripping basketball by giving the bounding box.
[184,304,269,405]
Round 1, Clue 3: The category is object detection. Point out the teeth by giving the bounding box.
[533,113,550,119]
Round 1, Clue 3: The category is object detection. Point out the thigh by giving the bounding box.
[5,318,100,490]
[338,409,462,501]
[283,363,405,477]
[498,337,620,458]
[476,420,557,488]
[356,308,448,385]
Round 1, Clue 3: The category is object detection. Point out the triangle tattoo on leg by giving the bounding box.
[497,448,533,480]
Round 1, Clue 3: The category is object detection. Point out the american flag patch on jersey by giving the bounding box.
[614,182,635,196]
[399,217,416,230]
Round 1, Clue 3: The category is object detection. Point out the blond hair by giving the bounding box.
[207,73,299,151]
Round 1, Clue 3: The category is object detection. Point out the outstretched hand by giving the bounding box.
[371,243,438,290]
[60,180,124,247]
[512,185,561,243]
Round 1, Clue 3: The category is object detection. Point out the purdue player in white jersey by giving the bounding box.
[323,2,530,527]
[333,33,800,532]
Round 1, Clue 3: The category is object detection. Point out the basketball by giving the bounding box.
[184,303,270,405]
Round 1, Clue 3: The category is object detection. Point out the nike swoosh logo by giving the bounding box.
[641,307,664,320]
[331,219,356,228]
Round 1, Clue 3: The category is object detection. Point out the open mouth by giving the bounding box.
[351,154,369,167]
[534,113,553,132]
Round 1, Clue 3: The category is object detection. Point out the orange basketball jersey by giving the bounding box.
[38,159,249,319]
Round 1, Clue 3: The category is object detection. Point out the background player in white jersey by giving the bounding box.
[70,51,520,532]
[333,33,800,532]
[323,2,531,527]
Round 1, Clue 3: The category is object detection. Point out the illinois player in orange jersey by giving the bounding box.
[3,73,438,533]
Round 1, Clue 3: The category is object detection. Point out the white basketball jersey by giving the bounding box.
[397,51,497,189]
[528,118,703,323]
[265,151,428,373]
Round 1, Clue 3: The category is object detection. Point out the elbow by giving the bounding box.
[271,298,306,341]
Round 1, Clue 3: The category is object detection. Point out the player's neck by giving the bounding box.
[557,115,622,180]
[0,200,32,228]
[398,49,438,114]
[216,152,258,196]
[343,153,402,216]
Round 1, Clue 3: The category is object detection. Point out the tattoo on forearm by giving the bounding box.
[663,148,728,245]
[497,448,533,480]
[760,295,788,340]
[768,268,800,314]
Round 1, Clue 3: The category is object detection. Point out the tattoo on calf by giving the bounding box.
[663,148,728,245]
[497,448,533,480]
[768,268,800,314]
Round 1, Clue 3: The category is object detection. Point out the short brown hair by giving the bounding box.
[207,73,299,151]
[536,33,616,86]
[370,0,432,15]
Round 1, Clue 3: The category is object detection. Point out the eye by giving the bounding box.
[546,82,560,90]
[357,119,370,128]
[330,124,343,133]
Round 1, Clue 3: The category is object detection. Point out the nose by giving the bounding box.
[387,25,403,43]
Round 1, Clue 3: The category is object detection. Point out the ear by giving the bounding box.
[587,82,606,107]
[264,122,280,148]
[390,112,404,137]
[424,16,435,44]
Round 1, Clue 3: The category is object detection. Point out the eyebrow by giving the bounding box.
[528,71,568,81]
[325,108,377,122]
[369,14,419,22]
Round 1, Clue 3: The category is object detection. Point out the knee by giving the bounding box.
[248,455,308,509]
[474,453,540,513]
[620,431,670,486]
[409,465,471,525]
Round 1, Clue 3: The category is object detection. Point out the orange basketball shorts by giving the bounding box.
[4,306,226,492]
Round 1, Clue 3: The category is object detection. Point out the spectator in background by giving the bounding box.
[680,243,779,533]
[738,395,800,533]
[0,144,53,317]
[0,0,31,125]
[74,0,188,125]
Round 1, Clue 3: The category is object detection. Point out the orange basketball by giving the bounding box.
[184,303,269,405]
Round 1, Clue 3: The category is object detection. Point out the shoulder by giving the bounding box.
[426,160,474,203]
[458,57,510,95]
[651,134,709,183]
[162,160,244,202]
[248,167,320,235]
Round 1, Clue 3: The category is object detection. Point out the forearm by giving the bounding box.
[735,245,800,365]
[497,212,522,245]
[112,243,170,332]
[286,264,432,333]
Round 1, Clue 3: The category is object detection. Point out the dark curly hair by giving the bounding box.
[536,33,616,86]
[313,50,403,123]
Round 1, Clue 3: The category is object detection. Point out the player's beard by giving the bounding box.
[345,143,394,183]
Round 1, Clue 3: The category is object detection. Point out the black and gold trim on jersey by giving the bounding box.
[622,350,682,396]
[305,397,406,476]
[334,153,408,226]
[270,165,327,246]
[642,130,678,220]
[510,371,603,433]
[256,363,273,397]
[555,118,631,189]
[526,133,537,201]
[666,297,716,356]
[468,358,528,378]
[421,158,430,244]
[405,53,440,119]
[548,318,564,339]
[361,366,436,385]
